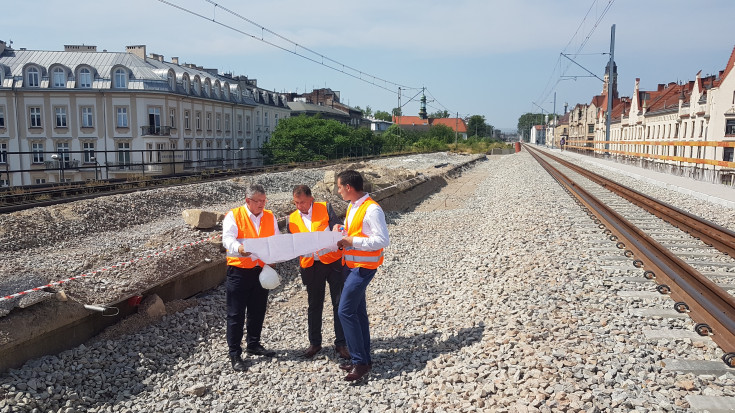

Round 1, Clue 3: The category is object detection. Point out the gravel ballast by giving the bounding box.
[1,151,734,412]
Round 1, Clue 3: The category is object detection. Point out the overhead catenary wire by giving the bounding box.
[534,0,617,112]
[155,0,421,95]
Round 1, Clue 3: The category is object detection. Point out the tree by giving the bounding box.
[427,124,455,144]
[517,113,545,142]
[429,110,450,118]
[363,105,373,118]
[374,110,392,122]
[466,115,488,138]
[261,115,374,164]
[391,107,402,117]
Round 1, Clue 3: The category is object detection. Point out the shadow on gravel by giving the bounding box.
[370,323,486,381]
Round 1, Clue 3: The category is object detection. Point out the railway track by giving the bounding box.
[525,144,735,368]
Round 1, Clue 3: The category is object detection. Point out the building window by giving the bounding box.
[206,113,212,131]
[117,141,131,165]
[264,112,269,127]
[0,179,8,187]
[216,113,222,131]
[0,106,5,128]
[79,68,92,88]
[117,107,128,128]
[724,147,734,162]
[56,142,70,163]
[83,142,95,163]
[55,107,68,128]
[184,141,192,161]
[35,178,46,185]
[0,142,7,163]
[29,107,42,128]
[237,115,242,132]
[27,67,40,87]
[246,115,251,132]
[196,111,202,130]
[81,107,94,127]
[726,119,735,136]
[225,114,230,132]
[114,68,127,89]
[184,110,190,130]
[275,113,279,126]
[52,68,66,88]
[170,108,176,128]
[206,140,213,158]
[32,142,44,163]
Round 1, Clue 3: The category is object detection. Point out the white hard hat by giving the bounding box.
[259,265,281,289]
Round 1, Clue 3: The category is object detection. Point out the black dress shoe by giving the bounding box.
[300,344,322,358]
[230,355,247,372]
[335,345,351,360]
[344,364,370,383]
[246,344,276,357]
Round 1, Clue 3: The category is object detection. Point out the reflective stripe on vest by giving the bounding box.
[343,197,384,269]
[288,202,342,267]
[226,207,275,269]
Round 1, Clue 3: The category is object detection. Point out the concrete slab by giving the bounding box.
[663,359,735,375]
[601,265,641,271]
[629,308,688,318]
[687,261,735,268]
[686,395,735,413]
[643,329,707,341]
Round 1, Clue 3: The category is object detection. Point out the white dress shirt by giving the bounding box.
[222,205,281,255]
[346,193,390,251]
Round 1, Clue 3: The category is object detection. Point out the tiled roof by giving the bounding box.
[431,117,467,133]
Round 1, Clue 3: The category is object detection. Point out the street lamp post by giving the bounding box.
[90,156,99,181]
[51,154,65,183]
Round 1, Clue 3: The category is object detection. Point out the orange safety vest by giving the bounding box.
[343,197,384,269]
[227,206,276,269]
[288,202,343,267]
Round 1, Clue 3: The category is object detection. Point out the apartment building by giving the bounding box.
[0,41,290,186]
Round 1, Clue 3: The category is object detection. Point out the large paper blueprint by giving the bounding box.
[227,231,343,263]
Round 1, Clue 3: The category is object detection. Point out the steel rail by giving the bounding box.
[526,145,735,367]
[537,148,735,257]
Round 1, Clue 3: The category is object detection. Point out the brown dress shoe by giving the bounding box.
[344,364,370,383]
[339,361,353,371]
[300,345,322,358]
[335,345,351,360]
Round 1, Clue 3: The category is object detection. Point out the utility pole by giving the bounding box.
[455,112,458,144]
[605,24,615,155]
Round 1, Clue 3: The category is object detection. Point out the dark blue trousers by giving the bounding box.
[301,260,346,347]
[226,265,269,357]
[337,266,376,366]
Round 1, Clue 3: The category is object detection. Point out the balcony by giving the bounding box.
[140,125,172,136]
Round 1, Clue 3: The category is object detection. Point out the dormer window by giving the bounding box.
[26,67,40,87]
[52,68,66,88]
[79,68,92,88]
[114,68,127,89]
[194,78,201,95]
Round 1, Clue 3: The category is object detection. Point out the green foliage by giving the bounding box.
[261,115,381,164]
[429,110,450,118]
[374,110,392,122]
[391,107,402,117]
[467,115,491,138]
[427,124,455,144]
[517,113,545,142]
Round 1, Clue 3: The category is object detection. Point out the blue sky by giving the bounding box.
[3,0,735,131]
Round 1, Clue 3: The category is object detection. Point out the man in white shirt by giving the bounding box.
[287,185,349,360]
[334,170,390,384]
[222,184,280,371]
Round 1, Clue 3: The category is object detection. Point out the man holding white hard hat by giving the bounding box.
[222,184,280,372]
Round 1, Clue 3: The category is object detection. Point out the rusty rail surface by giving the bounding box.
[525,144,735,367]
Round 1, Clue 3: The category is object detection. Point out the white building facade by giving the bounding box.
[0,41,290,186]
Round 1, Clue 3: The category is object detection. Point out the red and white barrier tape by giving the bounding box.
[1,234,222,302]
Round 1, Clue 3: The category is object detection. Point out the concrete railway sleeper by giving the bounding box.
[526,144,735,368]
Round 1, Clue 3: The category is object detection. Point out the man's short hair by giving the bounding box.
[246,184,266,199]
[337,170,363,192]
[292,184,312,197]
